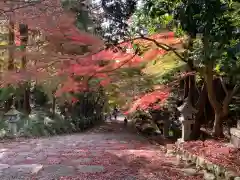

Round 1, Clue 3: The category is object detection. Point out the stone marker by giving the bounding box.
[4,106,21,137]
[230,120,240,148]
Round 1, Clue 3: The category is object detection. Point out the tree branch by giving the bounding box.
[138,36,186,62]
[117,34,187,63]
[223,84,240,109]
[86,52,138,89]
[204,63,222,113]
[94,53,137,76]
[220,77,228,95]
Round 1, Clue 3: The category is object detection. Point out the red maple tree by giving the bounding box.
[0,0,182,111]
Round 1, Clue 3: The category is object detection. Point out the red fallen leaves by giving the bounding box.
[46,156,62,165]
[182,140,240,174]
[2,122,206,180]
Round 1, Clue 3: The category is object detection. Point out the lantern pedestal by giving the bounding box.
[178,117,195,142]
[8,122,17,137]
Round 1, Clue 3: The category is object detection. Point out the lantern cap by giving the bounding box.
[4,106,20,116]
[177,97,198,114]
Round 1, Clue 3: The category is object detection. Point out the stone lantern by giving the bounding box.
[177,97,198,142]
[230,120,240,148]
[4,106,21,137]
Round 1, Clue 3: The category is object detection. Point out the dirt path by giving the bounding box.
[0,118,203,180]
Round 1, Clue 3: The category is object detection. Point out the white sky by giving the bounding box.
[89,0,144,29]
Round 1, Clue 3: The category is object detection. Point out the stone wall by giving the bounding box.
[176,142,240,180]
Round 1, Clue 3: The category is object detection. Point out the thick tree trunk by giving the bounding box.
[5,21,15,111]
[19,24,31,114]
[188,74,196,104]
[183,35,194,100]
[8,21,14,70]
[213,111,224,137]
[204,62,224,137]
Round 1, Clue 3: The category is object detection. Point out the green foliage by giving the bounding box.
[5,110,103,138]
[32,85,48,106]
[0,86,15,102]
[70,89,106,121]
[20,113,73,137]
[144,52,186,84]
[104,65,155,108]
[130,109,152,121]
[181,1,239,64]
[0,87,106,138]
[134,0,240,87]
[62,0,93,32]
[130,0,184,35]
[115,66,144,78]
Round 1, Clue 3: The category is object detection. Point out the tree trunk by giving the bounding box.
[183,76,189,99]
[191,84,207,139]
[4,21,15,111]
[8,21,14,70]
[52,95,56,118]
[204,63,224,137]
[213,111,224,137]
[19,24,31,114]
[188,74,196,104]
[183,37,194,100]
[23,87,31,114]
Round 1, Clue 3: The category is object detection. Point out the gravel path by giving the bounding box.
[0,119,203,180]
